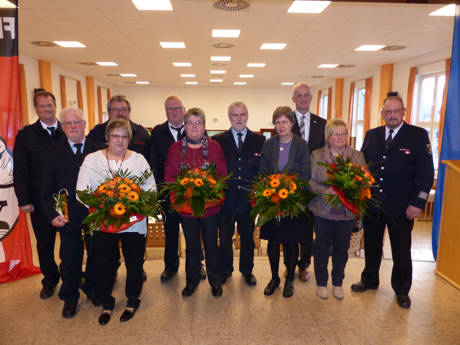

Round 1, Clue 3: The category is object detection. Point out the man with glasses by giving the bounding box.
[13,90,65,299]
[212,101,265,286]
[149,95,206,282]
[41,107,104,318]
[351,93,434,309]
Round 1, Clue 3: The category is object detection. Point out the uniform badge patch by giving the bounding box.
[427,144,432,155]
[418,191,429,200]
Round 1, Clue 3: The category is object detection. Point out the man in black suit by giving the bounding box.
[290,82,326,281]
[87,95,150,159]
[351,94,434,309]
[13,90,65,299]
[42,107,104,318]
[149,95,206,282]
[213,102,265,286]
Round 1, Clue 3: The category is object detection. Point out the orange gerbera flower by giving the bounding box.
[180,177,190,186]
[130,183,141,191]
[127,191,139,201]
[194,178,204,187]
[278,188,289,199]
[123,178,133,184]
[118,183,131,193]
[114,177,122,183]
[190,178,195,183]
[208,177,216,185]
[184,187,194,199]
[262,189,271,197]
[354,175,363,182]
[271,193,281,204]
[106,190,114,198]
[120,192,126,198]
[289,181,297,192]
[107,181,116,188]
[270,178,280,188]
[112,202,126,216]
[97,184,107,192]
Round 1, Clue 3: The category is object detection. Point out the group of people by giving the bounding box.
[12,82,434,326]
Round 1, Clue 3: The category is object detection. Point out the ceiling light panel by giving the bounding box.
[429,4,456,16]
[136,81,149,84]
[210,70,226,74]
[54,41,86,48]
[247,63,266,68]
[211,56,231,61]
[173,62,192,67]
[180,74,196,78]
[96,61,118,66]
[210,79,223,83]
[318,64,339,68]
[131,0,172,11]
[260,43,286,50]
[160,42,185,48]
[281,82,294,86]
[212,29,240,38]
[239,74,253,78]
[186,81,198,85]
[288,1,331,14]
[234,82,246,85]
[120,73,137,77]
[355,45,385,51]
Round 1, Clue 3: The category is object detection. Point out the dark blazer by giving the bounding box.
[41,137,104,231]
[212,128,266,215]
[13,120,66,209]
[259,135,311,182]
[361,122,434,214]
[87,120,150,159]
[292,112,326,153]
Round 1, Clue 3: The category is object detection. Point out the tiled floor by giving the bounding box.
[1,221,458,345]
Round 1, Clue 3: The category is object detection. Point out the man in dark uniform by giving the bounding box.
[149,95,206,282]
[13,90,65,299]
[41,107,104,318]
[351,93,434,309]
[290,82,326,281]
[213,101,265,286]
[87,95,150,159]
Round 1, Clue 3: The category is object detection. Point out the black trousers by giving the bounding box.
[181,213,220,287]
[81,233,98,298]
[297,210,314,269]
[162,200,181,272]
[267,241,299,281]
[361,211,414,295]
[95,232,146,310]
[30,211,60,288]
[219,213,255,276]
[313,216,355,287]
[57,230,84,303]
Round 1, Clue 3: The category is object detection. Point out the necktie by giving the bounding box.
[385,129,394,146]
[74,143,83,160]
[237,132,243,153]
[47,127,55,136]
[299,116,306,139]
[171,125,184,141]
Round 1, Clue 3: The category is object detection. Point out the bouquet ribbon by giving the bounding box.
[170,192,224,216]
[331,186,358,215]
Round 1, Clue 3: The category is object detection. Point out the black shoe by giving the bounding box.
[142,270,147,282]
[181,285,196,297]
[264,278,280,296]
[397,294,411,309]
[211,285,223,297]
[39,285,55,299]
[120,308,137,322]
[98,312,111,326]
[62,302,77,319]
[87,294,101,307]
[243,274,257,286]
[200,266,207,280]
[221,273,232,285]
[160,269,177,283]
[283,280,294,298]
[350,281,378,292]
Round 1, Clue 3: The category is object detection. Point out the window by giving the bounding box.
[319,90,328,119]
[413,72,445,170]
[350,81,365,150]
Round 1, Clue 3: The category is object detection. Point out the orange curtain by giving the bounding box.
[327,87,332,120]
[347,82,355,135]
[364,77,373,132]
[405,67,417,124]
[335,79,344,118]
[316,90,322,115]
[439,58,451,150]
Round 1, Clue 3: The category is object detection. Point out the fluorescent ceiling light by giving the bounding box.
[355,44,385,51]
[260,43,287,50]
[281,82,294,86]
[318,64,339,68]
[54,41,86,48]
[210,70,226,74]
[211,56,231,61]
[212,29,240,38]
[186,81,198,85]
[131,0,172,10]
[0,0,16,8]
[247,63,266,68]
[239,74,254,78]
[180,74,196,78]
[234,82,247,85]
[96,61,118,66]
[288,1,331,14]
[136,81,149,85]
[429,4,456,16]
[173,62,192,67]
[160,41,185,48]
[210,79,223,83]
[120,73,137,77]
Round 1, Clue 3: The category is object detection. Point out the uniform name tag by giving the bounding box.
[399,148,411,155]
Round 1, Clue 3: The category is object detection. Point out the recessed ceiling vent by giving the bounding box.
[211,62,227,67]
[213,0,249,12]
[212,42,235,49]
[106,73,120,76]
[382,45,406,51]
[337,64,356,68]
[311,75,325,79]
[78,62,97,66]
[31,41,56,47]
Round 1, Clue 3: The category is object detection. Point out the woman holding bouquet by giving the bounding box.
[77,119,156,325]
[164,108,227,297]
[259,106,311,298]
[309,119,365,300]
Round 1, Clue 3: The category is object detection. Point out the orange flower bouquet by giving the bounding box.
[161,163,230,218]
[77,169,160,234]
[318,155,378,219]
[249,173,313,227]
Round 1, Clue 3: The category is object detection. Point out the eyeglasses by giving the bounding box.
[185,121,203,126]
[230,113,248,118]
[330,133,348,138]
[382,109,403,116]
[166,106,184,112]
[109,134,129,140]
[62,120,85,126]
[110,107,129,113]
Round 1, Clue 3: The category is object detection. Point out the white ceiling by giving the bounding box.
[18,0,455,87]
